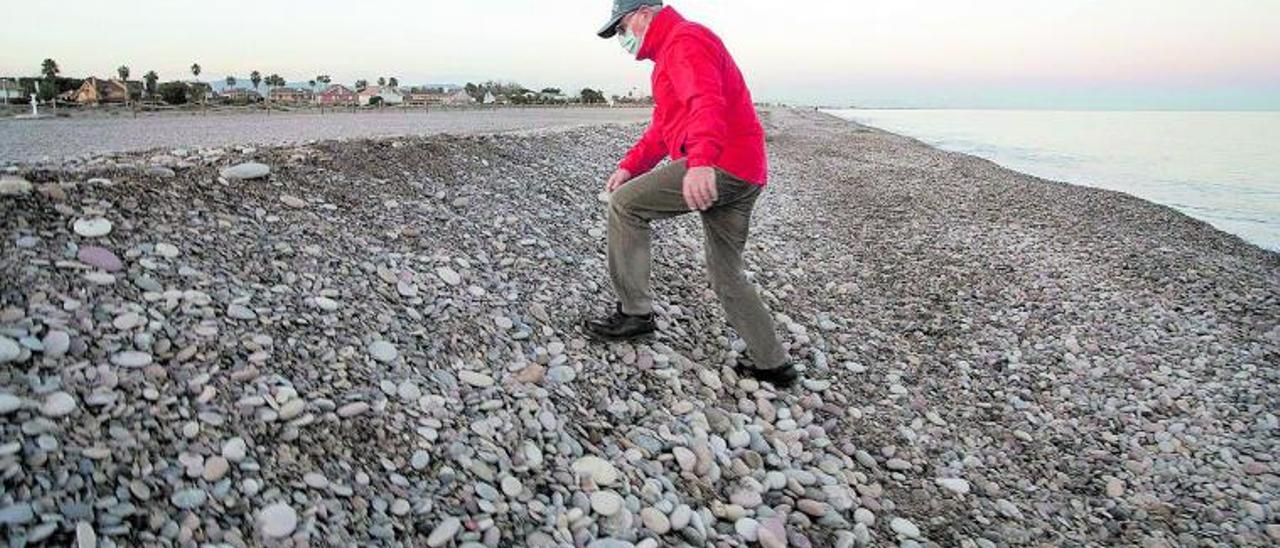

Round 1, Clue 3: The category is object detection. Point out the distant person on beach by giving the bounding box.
[584,0,797,387]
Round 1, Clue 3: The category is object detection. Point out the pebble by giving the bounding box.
[221,162,271,181]
[458,370,495,387]
[203,456,230,481]
[75,521,97,548]
[591,490,623,516]
[501,476,524,497]
[368,340,398,363]
[0,394,22,414]
[280,195,307,208]
[110,351,153,368]
[170,488,208,509]
[223,437,248,461]
[427,517,461,547]
[73,218,113,238]
[757,517,787,548]
[640,507,671,534]
[227,303,256,320]
[936,478,971,496]
[437,266,462,286]
[338,402,370,417]
[259,502,299,538]
[315,296,341,311]
[0,336,20,363]
[77,246,123,271]
[572,456,620,486]
[41,391,77,418]
[890,517,921,539]
[154,242,180,258]
[0,175,33,196]
[42,331,70,357]
[735,517,761,541]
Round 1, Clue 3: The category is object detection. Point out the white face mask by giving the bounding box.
[618,26,642,56]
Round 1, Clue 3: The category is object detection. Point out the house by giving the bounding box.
[315,84,357,105]
[72,77,136,105]
[219,87,262,104]
[404,87,450,106]
[357,86,404,106]
[270,87,313,104]
[441,89,474,106]
[0,79,24,102]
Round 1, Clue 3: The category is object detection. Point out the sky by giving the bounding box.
[2,0,1278,110]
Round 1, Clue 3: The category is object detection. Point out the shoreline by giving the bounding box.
[1,108,1277,546]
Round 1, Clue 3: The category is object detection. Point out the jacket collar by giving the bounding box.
[637,6,685,61]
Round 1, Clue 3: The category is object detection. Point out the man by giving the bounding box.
[586,0,798,386]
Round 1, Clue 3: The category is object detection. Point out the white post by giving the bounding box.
[30,82,39,116]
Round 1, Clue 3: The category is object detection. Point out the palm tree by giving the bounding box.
[226,75,237,88]
[190,63,203,111]
[388,77,399,88]
[144,71,159,100]
[355,79,368,91]
[377,77,386,87]
[40,59,60,102]
[250,71,262,92]
[118,65,130,81]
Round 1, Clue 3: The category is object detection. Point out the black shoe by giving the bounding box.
[735,362,801,388]
[585,304,656,341]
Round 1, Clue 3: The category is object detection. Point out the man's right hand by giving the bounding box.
[605,168,633,192]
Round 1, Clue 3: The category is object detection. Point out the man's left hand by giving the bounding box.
[682,166,718,211]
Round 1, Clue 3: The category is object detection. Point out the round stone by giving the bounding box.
[221,162,271,181]
[110,351,153,368]
[572,456,620,486]
[368,341,398,363]
[259,502,298,538]
[427,517,461,547]
[77,246,123,272]
[890,517,921,539]
[41,331,70,358]
[412,450,431,470]
[280,195,307,209]
[154,243,180,258]
[501,476,524,497]
[735,517,760,542]
[0,337,20,363]
[590,490,623,516]
[458,371,494,388]
[203,456,230,481]
[641,507,671,534]
[222,437,248,461]
[337,402,370,417]
[170,488,207,509]
[0,394,24,414]
[315,296,340,311]
[41,391,77,418]
[936,477,971,496]
[73,218,113,238]
[397,381,422,401]
[436,266,461,286]
[303,472,329,489]
[75,521,96,548]
[757,517,787,548]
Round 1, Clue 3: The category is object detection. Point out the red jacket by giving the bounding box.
[619,7,768,186]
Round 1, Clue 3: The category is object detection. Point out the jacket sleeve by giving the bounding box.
[665,34,727,169]
[619,109,667,176]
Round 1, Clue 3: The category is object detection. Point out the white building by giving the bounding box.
[357,86,405,106]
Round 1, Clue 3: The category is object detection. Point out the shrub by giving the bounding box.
[158,81,189,105]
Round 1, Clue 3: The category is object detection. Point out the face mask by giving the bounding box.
[618,27,642,56]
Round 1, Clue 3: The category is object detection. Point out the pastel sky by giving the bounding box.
[2,0,1277,109]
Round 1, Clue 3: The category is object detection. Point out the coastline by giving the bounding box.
[1,108,1276,545]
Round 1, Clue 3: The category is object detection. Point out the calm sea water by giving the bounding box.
[828,109,1280,251]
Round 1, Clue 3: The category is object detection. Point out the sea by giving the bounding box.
[827,109,1280,252]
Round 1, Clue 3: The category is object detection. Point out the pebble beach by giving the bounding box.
[0,107,1277,547]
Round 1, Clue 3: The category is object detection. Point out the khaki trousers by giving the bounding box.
[607,159,788,370]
